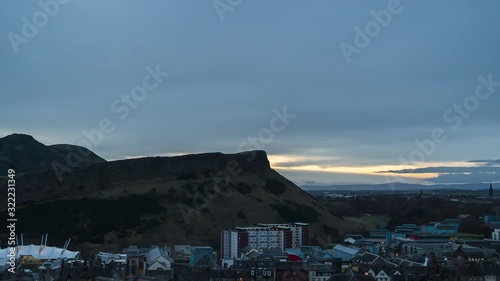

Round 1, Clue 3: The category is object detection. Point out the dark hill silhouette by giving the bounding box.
[0,135,364,254]
[0,133,105,176]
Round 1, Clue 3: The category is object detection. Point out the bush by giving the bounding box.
[1,194,166,244]
[237,209,247,219]
[235,183,252,195]
[264,179,287,196]
[176,172,197,180]
[270,202,320,223]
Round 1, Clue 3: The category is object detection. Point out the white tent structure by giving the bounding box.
[0,235,79,265]
[0,245,80,264]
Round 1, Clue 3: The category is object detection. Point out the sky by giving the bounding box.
[1,0,499,186]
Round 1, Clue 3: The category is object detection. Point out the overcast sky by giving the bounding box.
[1,0,499,186]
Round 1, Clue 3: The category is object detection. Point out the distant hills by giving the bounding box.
[0,133,105,176]
[302,182,494,191]
[0,134,367,253]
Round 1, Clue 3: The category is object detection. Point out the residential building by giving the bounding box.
[329,272,376,281]
[350,252,386,269]
[172,245,191,268]
[367,268,401,281]
[144,247,174,276]
[221,222,310,259]
[122,245,149,276]
[309,263,335,281]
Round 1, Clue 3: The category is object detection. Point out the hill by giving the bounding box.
[0,137,364,254]
[0,133,105,176]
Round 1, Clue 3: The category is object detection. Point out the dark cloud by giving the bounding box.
[427,173,499,184]
[379,161,500,184]
[381,166,500,174]
[468,159,500,166]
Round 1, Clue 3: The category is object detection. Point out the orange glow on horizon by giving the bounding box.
[268,154,474,180]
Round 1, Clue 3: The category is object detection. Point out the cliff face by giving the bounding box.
[0,135,360,254]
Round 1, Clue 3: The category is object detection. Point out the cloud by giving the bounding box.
[379,160,500,184]
[381,166,500,174]
[468,159,500,166]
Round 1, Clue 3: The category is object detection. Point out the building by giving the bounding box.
[483,210,500,227]
[333,245,360,262]
[190,247,215,268]
[370,229,392,245]
[210,257,275,281]
[0,243,80,266]
[221,222,310,259]
[121,246,149,276]
[350,252,387,269]
[172,245,191,268]
[144,247,173,274]
[367,268,402,281]
[493,229,500,241]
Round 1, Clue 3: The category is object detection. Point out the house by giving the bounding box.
[452,246,489,261]
[122,245,149,276]
[275,262,309,281]
[401,265,427,281]
[144,247,173,272]
[351,252,386,268]
[389,257,423,267]
[172,245,191,268]
[455,262,486,281]
[60,260,103,281]
[208,268,253,280]
[366,268,401,281]
[95,252,128,279]
[239,245,261,259]
[328,269,377,281]
[483,261,500,281]
[209,266,274,280]
[174,268,210,280]
[143,247,174,280]
[308,263,335,281]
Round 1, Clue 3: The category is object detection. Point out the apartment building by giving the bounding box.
[221,223,309,259]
